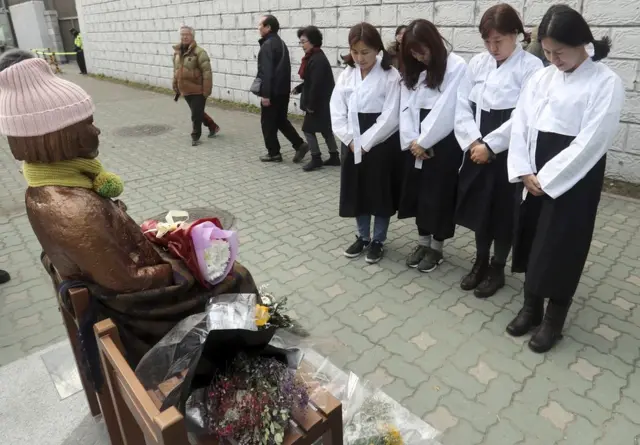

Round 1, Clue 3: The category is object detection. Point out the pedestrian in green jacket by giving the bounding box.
[173,25,220,146]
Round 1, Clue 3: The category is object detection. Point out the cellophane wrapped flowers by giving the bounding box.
[205,353,309,445]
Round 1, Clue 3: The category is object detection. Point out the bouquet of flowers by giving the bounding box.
[346,393,404,445]
[204,353,309,445]
[255,284,294,330]
[191,220,238,286]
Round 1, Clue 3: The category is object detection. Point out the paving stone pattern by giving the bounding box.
[2,74,640,445]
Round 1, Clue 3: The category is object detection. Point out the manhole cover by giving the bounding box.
[114,124,173,137]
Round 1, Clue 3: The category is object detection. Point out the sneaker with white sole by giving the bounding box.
[417,248,443,272]
[344,237,370,258]
[406,245,430,268]
[365,241,384,264]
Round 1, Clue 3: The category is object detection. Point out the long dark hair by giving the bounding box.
[393,25,407,52]
[400,19,449,90]
[341,22,393,71]
[479,3,530,43]
[538,4,611,61]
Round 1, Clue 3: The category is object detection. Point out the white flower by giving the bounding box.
[203,239,231,282]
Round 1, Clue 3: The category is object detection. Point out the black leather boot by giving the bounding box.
[324,152,341,166]
[528,299,571,353]
[506,291,544,337]
[292,143,310,163]
[260,153,283,162]
[460,257,489,291]
[303,154,323,171]
[474,259,506,299]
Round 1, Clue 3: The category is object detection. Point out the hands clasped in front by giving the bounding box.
[469,140,491,164]
[409,140,432,160]
[522,174,544,196]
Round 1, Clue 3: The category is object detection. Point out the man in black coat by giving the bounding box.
[255,15,308,163]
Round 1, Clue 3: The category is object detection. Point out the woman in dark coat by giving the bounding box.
[292,26,340,171]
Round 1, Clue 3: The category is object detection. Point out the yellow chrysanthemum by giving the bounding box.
[255,304,270,327]
[383,425,403,445]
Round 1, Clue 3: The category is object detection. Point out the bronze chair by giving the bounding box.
[94,318,344,445]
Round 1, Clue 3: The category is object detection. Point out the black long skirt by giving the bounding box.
[455,105,516,242]
[339,112,401,218]
[397,108,462,240]
[511,131,606,302]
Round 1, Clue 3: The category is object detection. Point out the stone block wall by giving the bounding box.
[44,9,67,62]
[76,0,640,182]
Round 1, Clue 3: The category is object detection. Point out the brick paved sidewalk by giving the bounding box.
[1,73,640,445]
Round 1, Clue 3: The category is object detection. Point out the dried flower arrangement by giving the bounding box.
[205,353,309,444]
[347,395,404,445]
[351,425,404,445]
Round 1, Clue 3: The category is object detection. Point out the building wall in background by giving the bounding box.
[51,0,76,17]
[76,0,640,182]
[9,0,50,50]
[44,9,67,61]
[0,11,17,47]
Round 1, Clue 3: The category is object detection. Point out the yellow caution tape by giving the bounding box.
[30,48,78,56]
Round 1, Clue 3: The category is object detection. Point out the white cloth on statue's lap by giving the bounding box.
[454,45,543,153]
[329,56,401,164]
[507,58,626,199]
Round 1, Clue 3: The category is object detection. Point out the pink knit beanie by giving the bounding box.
[0,58,95,137]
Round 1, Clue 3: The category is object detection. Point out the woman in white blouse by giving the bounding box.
[330,22,401,264]
[397,19,466,272]
[507,4,625,353]
[454,3,543,299]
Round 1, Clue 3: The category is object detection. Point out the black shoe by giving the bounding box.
[506,292,544,337]
[365,241,384,264]
[303,155,323,172]
[293,143,310,163]
[344,237,370,258]
[260,154,283,162]
[528,300,571,353]
[324,152,341,166]
[474,259,506,299]
[208,125,220,138]
[417,248,443,273]
[0,270,10,284]
[460,257,489,291]
[406,245,429,268]
[192,139,201,147]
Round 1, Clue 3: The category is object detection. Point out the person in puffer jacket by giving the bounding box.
[173,25,220,146]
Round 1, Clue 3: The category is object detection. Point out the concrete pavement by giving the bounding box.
[1,72,640,444]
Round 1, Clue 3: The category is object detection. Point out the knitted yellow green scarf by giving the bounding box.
[22,158,124,198]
